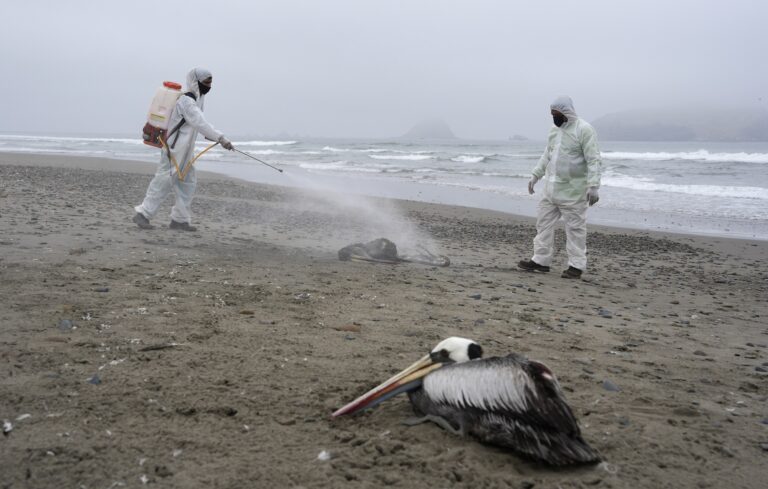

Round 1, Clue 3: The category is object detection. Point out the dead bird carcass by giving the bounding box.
[338,238,449,266]
[332,337,601,466]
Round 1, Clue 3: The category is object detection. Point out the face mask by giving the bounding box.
[553,113,567,127]
[198,81,211,95]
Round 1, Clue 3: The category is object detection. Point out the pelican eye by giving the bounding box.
[429,349,451,363]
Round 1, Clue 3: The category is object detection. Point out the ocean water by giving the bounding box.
[1,134,767,240]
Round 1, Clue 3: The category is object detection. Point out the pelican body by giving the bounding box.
[333,337,600,466]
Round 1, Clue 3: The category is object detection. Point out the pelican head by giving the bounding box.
[332,337,483,417]
[429,336,483,364]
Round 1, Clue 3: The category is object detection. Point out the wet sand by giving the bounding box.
[1,152,767,488]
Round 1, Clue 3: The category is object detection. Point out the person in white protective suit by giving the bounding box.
[518,96,602,279]
[133,68,234,231]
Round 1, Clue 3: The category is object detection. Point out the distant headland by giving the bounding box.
[592,107,768,141]
[401,119,457,140]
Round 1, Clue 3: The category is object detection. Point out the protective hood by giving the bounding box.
[550,96,578,120]
[185,67,212,109]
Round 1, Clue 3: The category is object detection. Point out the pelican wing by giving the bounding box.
[422,354,581,435]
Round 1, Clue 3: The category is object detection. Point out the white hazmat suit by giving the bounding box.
[528,96,602,272]
[135,68,225,226]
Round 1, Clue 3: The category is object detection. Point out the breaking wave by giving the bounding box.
[603,175,768,200]
[0,134,143,144]
[451,155,487,163]
[237,140,297,146]
[369,154,434,161]
[324,146,425,154]
[602,150,768,164]
[300,161,384,173]
[234,149,285,155]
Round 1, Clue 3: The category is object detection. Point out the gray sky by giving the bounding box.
[2,0,766,139]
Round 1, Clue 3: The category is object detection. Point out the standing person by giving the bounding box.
[133,68,234,231]
[518,96,602,279]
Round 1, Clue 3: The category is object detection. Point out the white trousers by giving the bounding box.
[134,153,197,224]
[531,197,589,270]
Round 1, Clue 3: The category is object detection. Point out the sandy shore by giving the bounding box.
[1,152,766,488]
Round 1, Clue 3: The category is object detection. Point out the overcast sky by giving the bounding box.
[2,0,766,139]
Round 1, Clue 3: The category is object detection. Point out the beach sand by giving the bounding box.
[1,152,766,488]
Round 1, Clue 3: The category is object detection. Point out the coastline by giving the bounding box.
[2,150,765,247]
[1,152,767,488]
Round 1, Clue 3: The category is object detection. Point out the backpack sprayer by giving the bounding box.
[142,80,283,178]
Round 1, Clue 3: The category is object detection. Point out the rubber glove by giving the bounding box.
[528,176,539,195]
[587,186,600,206]
[218,136,234,151]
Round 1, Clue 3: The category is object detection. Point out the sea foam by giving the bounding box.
[238,140,297,146]
[602,150,768,164]
[603,175,768,200]
[0,134,143,144]
[369,154,434,161]
[451,155,486,163]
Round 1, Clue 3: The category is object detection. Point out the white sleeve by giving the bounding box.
[581,124,602,188]
[178,97,223,142]
[531,129,554,178]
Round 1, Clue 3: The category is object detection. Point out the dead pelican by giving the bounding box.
[338,238,450,266]
[332,337,600,466]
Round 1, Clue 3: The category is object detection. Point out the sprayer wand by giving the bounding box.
[232,148,284,173]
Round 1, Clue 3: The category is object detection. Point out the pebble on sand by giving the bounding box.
[602,380,621,392]
[57,319,74,331]
[618,416,631,427]
[317,450,332,461]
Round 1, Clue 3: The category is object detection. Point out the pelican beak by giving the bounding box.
[332,354,444,417]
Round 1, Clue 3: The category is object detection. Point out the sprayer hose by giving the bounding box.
[159,137,219,182]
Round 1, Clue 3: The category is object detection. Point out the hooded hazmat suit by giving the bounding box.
[135,68,225,225]
[528,96,602,271]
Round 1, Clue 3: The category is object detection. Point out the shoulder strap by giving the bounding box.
[167,118,186,149]
[167,92,199,149]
